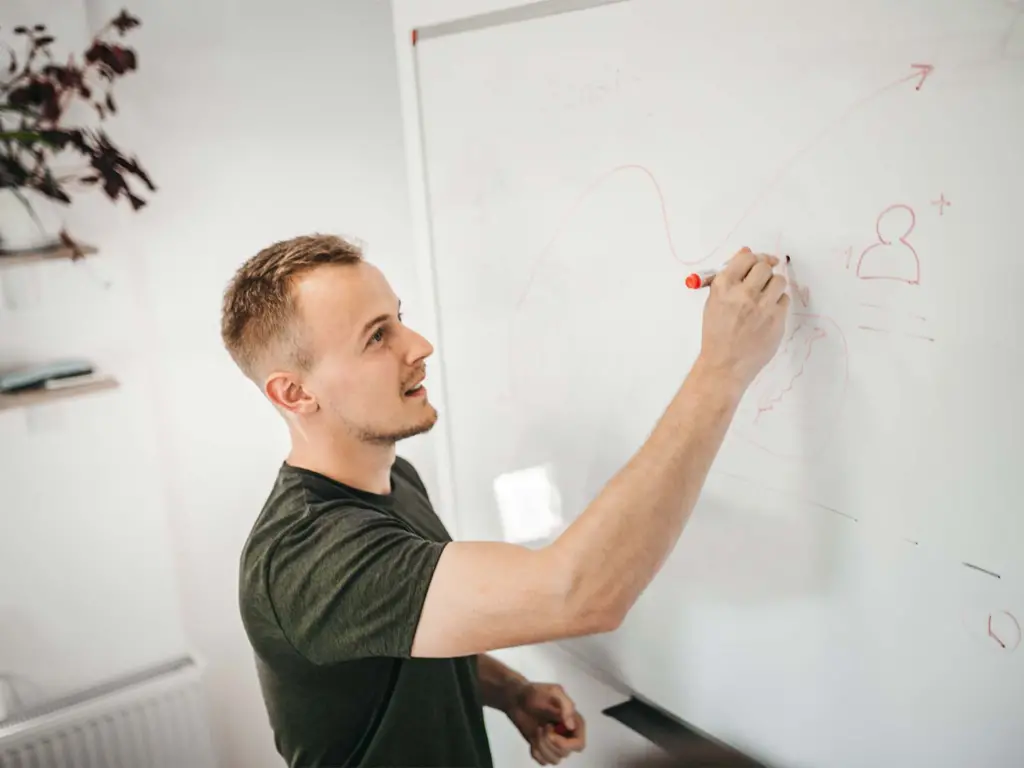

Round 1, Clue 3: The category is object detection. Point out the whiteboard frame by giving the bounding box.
[405,0,630,539]
[414,0,629,42]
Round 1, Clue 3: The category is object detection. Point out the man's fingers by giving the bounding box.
[743,259,775,293]
[719,249,778,286]
[552,733,583,756]
[536,728,563,764]
[760,273,789,305]
[546,733,571,760]
[553,714,586,754]
[718,247,757,284]
[531,732,552,766]
[546,687,577,730]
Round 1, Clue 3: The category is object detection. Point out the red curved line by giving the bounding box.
[514,164,690,311]
[883,203,916,240]
[737,312,850,459]
[754,326,827,421]
[989,614,1006,648]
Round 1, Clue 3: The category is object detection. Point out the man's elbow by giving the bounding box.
[565,596,625,636]
[581,602,625,635]
[546,550,627,637]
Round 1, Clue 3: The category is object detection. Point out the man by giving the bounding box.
[221,234,788,767]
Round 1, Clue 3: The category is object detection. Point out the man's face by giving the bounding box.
[293,262,437,444]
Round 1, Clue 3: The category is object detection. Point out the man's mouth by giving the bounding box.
[404,374,426,397]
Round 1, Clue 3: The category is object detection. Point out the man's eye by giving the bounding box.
[369,327,385,345]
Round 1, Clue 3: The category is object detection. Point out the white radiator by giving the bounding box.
[0,657,218,768]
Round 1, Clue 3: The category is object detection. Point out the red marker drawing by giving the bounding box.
[553,722,574,738]
[686,255,790,290]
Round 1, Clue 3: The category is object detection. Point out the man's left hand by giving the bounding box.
[506,682,587,765]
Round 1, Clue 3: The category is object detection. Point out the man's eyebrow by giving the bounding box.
[359,302,401,340]
[360,313,391,339]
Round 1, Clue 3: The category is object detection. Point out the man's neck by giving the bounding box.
[287,428,396,495]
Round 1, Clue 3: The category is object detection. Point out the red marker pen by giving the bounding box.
[686,255,790,290]
[684,269,720,289]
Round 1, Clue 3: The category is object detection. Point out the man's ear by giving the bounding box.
[265,372,319,414]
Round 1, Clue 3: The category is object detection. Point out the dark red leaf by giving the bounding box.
[34,173,72,204]
[8,78,61,120]
[42,64,83,88]
[13,26,29,35]
[112,11,141,34]
[85,43,135,76]
[80,175,100,184]
[38,129,77,148]
[36,35,55,46]
[101,169,123,199]
[105,93,116,113]
[0,156,31,188]
[84,42,104,64]
[33,24,46,32]
[120,48,137,71]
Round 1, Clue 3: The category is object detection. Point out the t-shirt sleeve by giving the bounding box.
[267,505,446,664]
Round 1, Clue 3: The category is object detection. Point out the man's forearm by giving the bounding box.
[551,355,744,630]
[477,653,528,712]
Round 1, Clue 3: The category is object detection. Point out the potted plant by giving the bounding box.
[0,9,155,257]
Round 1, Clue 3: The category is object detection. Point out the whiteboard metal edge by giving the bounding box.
[415,0,630,42]
[395,15,463,538]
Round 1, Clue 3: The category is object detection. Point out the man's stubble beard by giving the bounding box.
[351,403,439,446]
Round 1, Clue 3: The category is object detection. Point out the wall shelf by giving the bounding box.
[0,375,119,412]
[0,243,98,270]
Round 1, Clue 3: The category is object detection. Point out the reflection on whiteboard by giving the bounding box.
[493,464,564,544]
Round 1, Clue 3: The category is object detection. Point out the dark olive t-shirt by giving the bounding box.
[239,457,493,767]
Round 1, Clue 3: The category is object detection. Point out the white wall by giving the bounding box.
[3,1,436,766]
[0,0,189,712]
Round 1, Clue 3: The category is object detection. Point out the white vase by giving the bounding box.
[0,189,66,252]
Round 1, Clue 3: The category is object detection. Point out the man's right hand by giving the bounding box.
[698,246,790,390]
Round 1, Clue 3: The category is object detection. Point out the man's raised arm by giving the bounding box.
[411,249,789,658]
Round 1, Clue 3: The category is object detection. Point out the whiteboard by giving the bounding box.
[412,1,1024,765]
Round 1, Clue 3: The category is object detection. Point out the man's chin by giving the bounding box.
[368,405,439,444]
[412,403,439,436]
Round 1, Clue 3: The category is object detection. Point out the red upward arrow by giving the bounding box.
[910,63,934,90]
[697,61,939,261]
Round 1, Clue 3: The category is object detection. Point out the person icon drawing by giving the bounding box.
[856,204,920,285]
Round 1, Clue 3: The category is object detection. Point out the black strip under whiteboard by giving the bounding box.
[603,697,772,767]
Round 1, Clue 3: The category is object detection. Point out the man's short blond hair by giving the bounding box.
[220,233,363,381]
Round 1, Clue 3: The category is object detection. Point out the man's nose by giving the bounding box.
[405,327,434,362]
